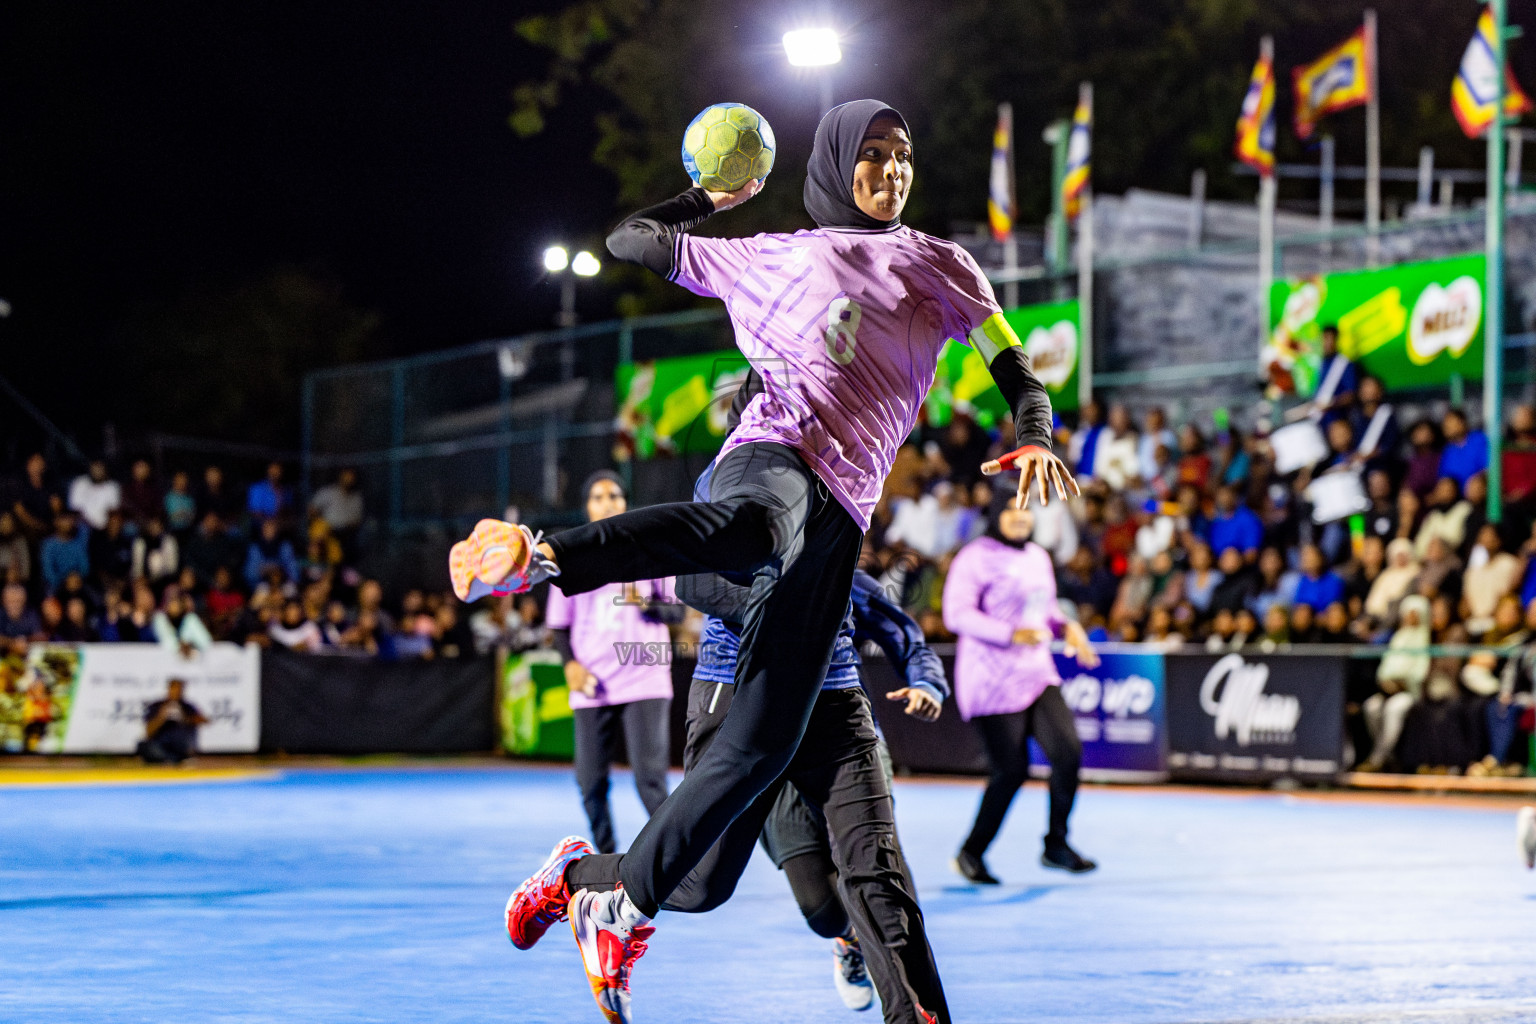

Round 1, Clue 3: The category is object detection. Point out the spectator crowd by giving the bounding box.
[0,456,542,666]
[862,346,1536,778]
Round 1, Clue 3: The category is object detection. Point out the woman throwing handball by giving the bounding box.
[944,488,1100,885]
[454,99,1076,1024]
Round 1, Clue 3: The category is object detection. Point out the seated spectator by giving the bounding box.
[67,459,121,531]
[1258,604,1291,652]
[1134,500,1177,561]
[1144,605,1184,650]
[203,566,247,638]
[39,512,90,595]
[1289,603,1318,644]
[1184,541,1223,615]
[37,595,66,642]
[1414,536,1465,605]
[163,470,198,537]
[1314,325,1358,424]
[1342,534,1386,615]
[247,461,290,522]
[1209,547,1257,614]
[244,519,299,590]
[131,516,180,586]
[1208,485,1263,564]
[153,587,214,658]
[137,678,208,764]
[1502,404,1536,509]
[1461,524,1524,635]
[319,600,351,648]
[0,511,30,586]
[1364,538,1419,626]
[184,511,242,586]
[1482,600,1536,775]
[0,582,43,654]
[1316,602,1352,644]
[1397,624,1481,773]
[1293,544,1345,612]
[102,582,159,642]
[121,458,161,524]
[885,480,966,560]
[1148,549,1186,612]
[432,603,474,658]
[1029,489,1079,566]
[1438,408,1489,489]
[269,599,323,652]
[10,452,60,540]
[1233,608,1260,646]
[1176,424,1212,492]
[1204,608,1241,652]
[1215,425,1251,488]
[1351,376,1402,478]
[1068,400,1106,478]
[89,509,134,588]
[1403,420,1444,498]
[1250,546,1300,621]
[1360,470,1398,543]
[355,579,395,634]
[1092,404,1140,490]
[197,464,241,523]
[1057,547,1118,618]
[300,517,345,584]
[58,596,99,642]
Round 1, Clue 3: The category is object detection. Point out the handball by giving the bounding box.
[681,103,776,193]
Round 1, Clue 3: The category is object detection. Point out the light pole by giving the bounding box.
[539,244,601,506]
[783,27,841,113]
[543,245,601,329]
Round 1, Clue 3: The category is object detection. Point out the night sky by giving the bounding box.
[3,2,609,444]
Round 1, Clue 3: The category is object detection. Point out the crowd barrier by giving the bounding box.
[3,643,1361,778]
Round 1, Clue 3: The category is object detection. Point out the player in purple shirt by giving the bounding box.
[475,99,1076,1024]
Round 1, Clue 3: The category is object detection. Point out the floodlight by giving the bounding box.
[783,28,841,67]
[571,251,602,277]
[543,246,570,273]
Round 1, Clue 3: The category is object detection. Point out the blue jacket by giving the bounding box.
[1208,506,1264,557]
[1293,571,1345,612]
[1439,432,1489,488]
[40,523,91,594]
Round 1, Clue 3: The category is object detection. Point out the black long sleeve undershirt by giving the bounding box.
[987,346,1055,453]
[605,188,716,278]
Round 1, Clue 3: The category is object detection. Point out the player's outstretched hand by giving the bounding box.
[887,687,942,723]
[706,178,763,211]
[982,445,1080,509]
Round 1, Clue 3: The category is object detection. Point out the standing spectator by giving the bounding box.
[10,452,60,540]
[1175,424,1212,492]
[196,465,240,523]
[244,519,299,589]
[1438,409,1489,489]
[163,471,198,537]
[0,511,31,586]
[1360,595,1432,771]
[153,587,214,658]
[88,510,134,588]
[137,679,208,764]
[1067,399,1106,479]
[308,468,365,556]
[131,516,179,586]
[1313,324,1358,424]
[40,512,90,595]
[67,459,121,531]
[121,459,161,525]
[1137,406,1177,483]
[1403,421,1445,498]
[1092,404,1141,490]
[1208,484,1264,564]
[247,461,290,522]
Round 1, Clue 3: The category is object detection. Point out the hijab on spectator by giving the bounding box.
[803,100,909,230]
[1378,594,1432,697]
[581,470,625,504]
[1365,539,1420,621]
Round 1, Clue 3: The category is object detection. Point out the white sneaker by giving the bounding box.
[1518,806,1536,870]
[832,935,874,1011]
[569,885,654,1024]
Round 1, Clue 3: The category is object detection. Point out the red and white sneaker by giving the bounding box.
[448,518,558,601]
[504,835,594,950]
[569,885,655,1024]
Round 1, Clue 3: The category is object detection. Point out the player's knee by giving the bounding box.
[802,895,850,939]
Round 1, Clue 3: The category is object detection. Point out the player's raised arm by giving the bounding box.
[604,180,762,278]
[972,316,1080,508]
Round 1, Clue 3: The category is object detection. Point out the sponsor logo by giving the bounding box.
[1407,276,1481,365]
[1022,320,1078,389]
[1060,673,1155,718]
[1197,654,1301,746]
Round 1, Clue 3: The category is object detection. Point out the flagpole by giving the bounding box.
[999,101,1019,309]
[1365,9,1381,264]
[1487,0,1508,524]
[1077,82,1095,411]
[1259,36,1278,361]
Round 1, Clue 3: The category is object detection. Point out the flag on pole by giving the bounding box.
[1293,26,1372,140]
[1062,92,1091,220]
[1235,48,1277,175]
[987,103,1016,241]
[1452,6,1533,138]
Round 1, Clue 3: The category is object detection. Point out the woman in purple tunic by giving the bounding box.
[545,471,679,855]
[943,486,1101,883]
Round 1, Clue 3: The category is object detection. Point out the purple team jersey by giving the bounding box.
[672,225,1010,530]
[545,578,677,711]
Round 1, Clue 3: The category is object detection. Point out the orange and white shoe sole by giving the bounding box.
[448,518,527,601]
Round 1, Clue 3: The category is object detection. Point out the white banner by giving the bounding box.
[25,643,261,754]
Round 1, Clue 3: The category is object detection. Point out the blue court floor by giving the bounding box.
[1,765,1532,1024]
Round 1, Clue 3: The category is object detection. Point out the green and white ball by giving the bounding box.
[681,103,776,192]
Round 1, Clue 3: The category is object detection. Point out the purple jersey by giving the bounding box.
[672,225,1013,530]
[545,578,676,711]
[942,537,1067,721]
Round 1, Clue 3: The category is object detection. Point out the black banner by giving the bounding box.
[1165,652,1344,780]
[260,649,497,754]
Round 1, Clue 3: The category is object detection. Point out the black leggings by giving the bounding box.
[961,685,1082,856]
[573,698,671,855]
[547,442,863,918]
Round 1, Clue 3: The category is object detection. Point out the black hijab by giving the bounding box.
[581,470,625,504]
[803,99,909,230]
[983,479,1031,549]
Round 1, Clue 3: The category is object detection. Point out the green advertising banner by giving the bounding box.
[1265,254,1485,397]
[614,299,1081,458]
[501,649,575,760]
